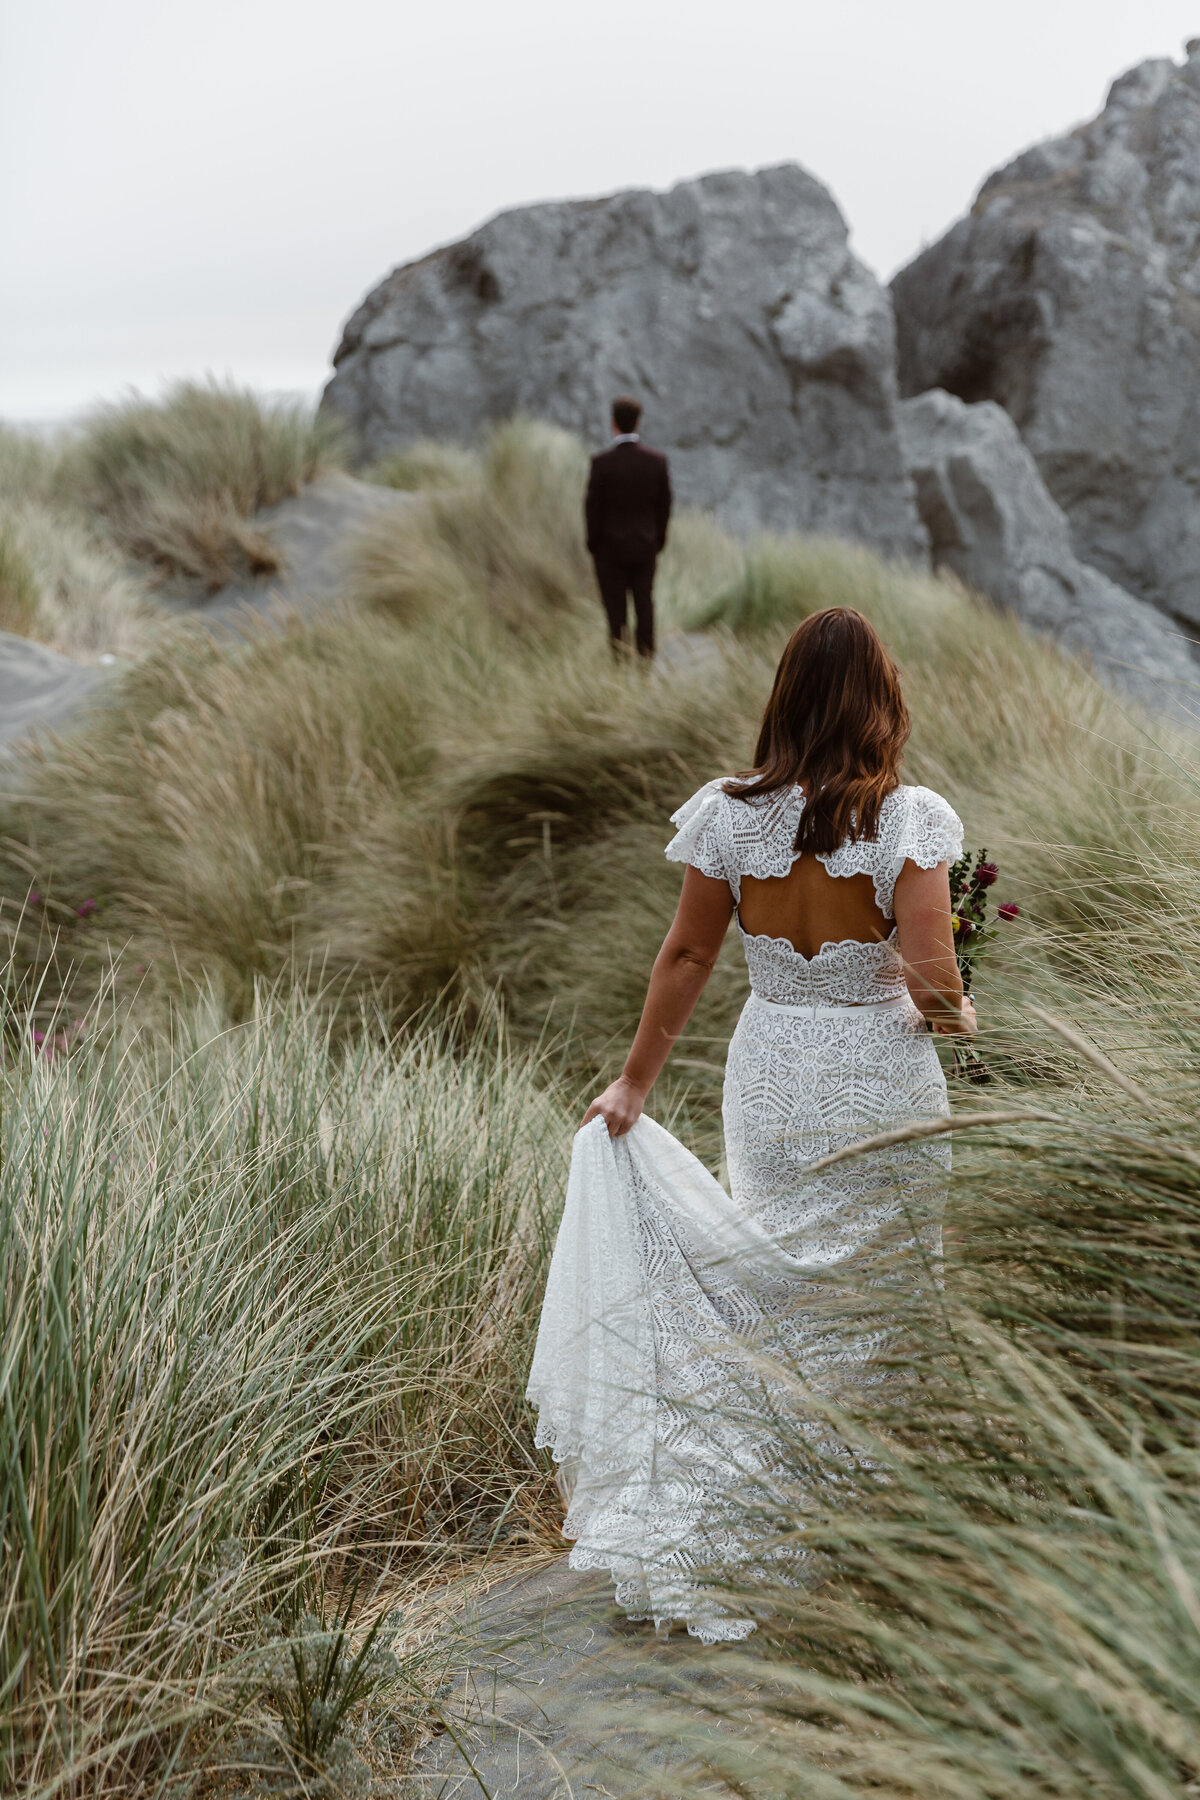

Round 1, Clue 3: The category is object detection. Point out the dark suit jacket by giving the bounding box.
[585,440,672,562]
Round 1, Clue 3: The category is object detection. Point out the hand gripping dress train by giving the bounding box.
[527,778,964,1641]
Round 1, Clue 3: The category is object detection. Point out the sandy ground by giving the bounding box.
[405,1557,740,1798]
[0,635,107,749]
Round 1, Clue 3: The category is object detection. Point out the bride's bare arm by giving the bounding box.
[583,867,735,1135]
[892,859,976,1035]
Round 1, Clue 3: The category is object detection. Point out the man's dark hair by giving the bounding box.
[611,395,642,434]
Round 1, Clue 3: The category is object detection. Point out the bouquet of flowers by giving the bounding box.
[945,849,1019,1081]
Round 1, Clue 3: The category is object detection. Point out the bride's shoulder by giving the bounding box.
[892,781,961,816]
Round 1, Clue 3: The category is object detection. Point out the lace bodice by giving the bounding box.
[666,779,963,1006]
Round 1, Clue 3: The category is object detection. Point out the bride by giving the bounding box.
[528,607,976,1641]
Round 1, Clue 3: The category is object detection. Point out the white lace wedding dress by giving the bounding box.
[527,779,963,1641]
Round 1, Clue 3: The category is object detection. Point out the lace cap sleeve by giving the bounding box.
[665,779,733,889]
[902,786,964,870]
[871,786,963,918]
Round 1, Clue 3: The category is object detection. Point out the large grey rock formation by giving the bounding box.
[892,45,1200,630]
[321,165,926,556]
[900,390,1197,716]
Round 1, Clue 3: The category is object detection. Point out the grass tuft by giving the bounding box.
[0,384,341,658]
[0,513,41,636]
[350,415,593,628]
[366,439,480,493]
[0,500,152,657]
[62,379,342,592]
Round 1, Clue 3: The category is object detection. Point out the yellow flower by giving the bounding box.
[952,915,962,934]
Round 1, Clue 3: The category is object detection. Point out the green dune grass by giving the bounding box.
[1,985,566,1795]
[2,403,1199,1795]
[3,420,1196,1119]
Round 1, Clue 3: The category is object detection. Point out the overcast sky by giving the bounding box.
[3,0,1198,421]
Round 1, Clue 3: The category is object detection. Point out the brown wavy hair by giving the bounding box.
[725,608,910,855]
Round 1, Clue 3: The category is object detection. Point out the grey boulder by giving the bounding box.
[321,165,926,557]
[900,389,1197,716]
[891,44,1200,628]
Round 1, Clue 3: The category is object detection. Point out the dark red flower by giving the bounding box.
[974,862,999,888]
[998,901,1020,921]
[76,898,99,918]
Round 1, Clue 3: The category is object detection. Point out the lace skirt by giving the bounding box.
[527,993,949,1642]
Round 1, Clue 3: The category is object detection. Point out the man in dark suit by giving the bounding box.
[585,395,672,657]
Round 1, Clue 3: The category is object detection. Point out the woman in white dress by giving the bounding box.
[528,608,976,1641]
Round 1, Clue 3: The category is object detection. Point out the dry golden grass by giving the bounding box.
[61,379,342,591]
[0,384,341,662]
[4,412,1200,1796]
[0,985,566,1795]
[0,500,152,658]
[5,424,1196,1129]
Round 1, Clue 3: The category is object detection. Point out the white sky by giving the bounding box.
[3,0,1198,420]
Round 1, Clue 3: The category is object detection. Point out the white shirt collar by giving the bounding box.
[611,432,640,445]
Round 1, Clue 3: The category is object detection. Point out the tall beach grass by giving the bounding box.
[4,409,1200,1793]
[1,984,566,1795]
[0,502,151,659]
[3,415,1196,1133]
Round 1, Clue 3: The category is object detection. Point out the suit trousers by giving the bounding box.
[592,555,656,656]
